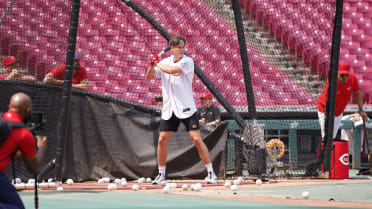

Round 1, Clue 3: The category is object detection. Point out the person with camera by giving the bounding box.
[0,92,47,209]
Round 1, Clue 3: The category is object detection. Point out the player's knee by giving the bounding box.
[191,136,203,146]
[158,136,170,146]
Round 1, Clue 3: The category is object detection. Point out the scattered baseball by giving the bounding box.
[233,179,241,185]
[132,184,139,191]
[237,177,244,182]
[102,177,110,183]
[97,179,105,184]
[190,184,196,191]
[121,180,128,186]
[48,182,57,188]
[15,178,22,184]
[27,179,35,184]
[302,191,310,199]
[121,177,127,182]
[48,178,54,183]
[224,181,231,187]
[39,182,49,188]
[26,183,34,189]
[56,186,64,191]
[107,183,117,191]
[15,183,26,190]
[194,183,202,191]
[66,179,74,185]
[114,178,121,184]
[231,185,238,191]
[163,185,170,194]
[170,182,177,189]
[146,177,152,183]
[138,177,146,184]
[256,179,262,185]
[182,184,188,191]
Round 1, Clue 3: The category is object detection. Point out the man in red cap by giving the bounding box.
[317,61,368,140]
[198,92,221,127]
[1,56,36,82]
[43,52,88,90]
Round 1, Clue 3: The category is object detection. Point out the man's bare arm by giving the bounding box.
[72,79,88,90]
[146,66,156,80]
[156,63,182,75]
[23,136,47,174]
[43,73,64,85]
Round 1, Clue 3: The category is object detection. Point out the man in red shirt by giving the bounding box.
[0,93,47,209]
[43,52,88,90]
[1,56,36,82]
[317,61,368,140]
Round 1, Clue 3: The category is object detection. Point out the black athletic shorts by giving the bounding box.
[159,112,200,132]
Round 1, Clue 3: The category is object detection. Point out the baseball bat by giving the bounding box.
[157,45,171,57]
[148,45,170,65]
[362,118,372,175]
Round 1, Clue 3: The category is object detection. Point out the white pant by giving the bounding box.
[317,111,343,139]
[341,128,364,154]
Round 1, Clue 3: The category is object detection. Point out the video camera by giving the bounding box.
[26,112,45,136]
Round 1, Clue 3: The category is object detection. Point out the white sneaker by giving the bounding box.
[152,174,167,185]
[205,172,218,184]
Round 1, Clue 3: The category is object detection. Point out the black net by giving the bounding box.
[1,0,369,180]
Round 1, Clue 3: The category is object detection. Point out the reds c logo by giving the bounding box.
[338,154,349,166]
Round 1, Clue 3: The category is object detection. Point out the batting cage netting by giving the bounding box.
[0,0,371,180]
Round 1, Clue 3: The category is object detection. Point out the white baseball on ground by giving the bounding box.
[170,183,177,189]
[102,177,110,183]
[121,180,127,186]
[233,179,240,185]
[107,183,117,191]
[224,181,231,187]
[25,183,34,189]
[48,178,54,183]
[66,179,74,185]
[256,179,262,185]
[132,184,139,191]
[48,182,57,188]
[97,179,104,184]
[302,191,310,199]
[56,186,64,191]
[182,184,188,191]
[138,177,145,184]
[194,183,202,191]
[231,185,238,191]
[39,182,49,188]
[163,185,170,194]
[15,183,26,190]
[146,177,152,183]
[114,178,121,184]
[15,178,22,184]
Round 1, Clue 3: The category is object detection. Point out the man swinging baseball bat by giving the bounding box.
[146,36,218,185]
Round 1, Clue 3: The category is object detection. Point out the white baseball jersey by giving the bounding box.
[154,55,197,120]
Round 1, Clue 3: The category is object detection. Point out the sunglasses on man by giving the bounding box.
[340,74,349,78]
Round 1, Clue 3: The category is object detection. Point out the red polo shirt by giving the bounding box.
[50,64,88,84]
[0,110,36,172]
[317,73,360,116]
